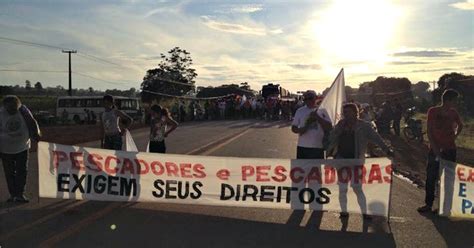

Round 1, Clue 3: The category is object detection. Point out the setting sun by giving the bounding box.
[314,0,403,64]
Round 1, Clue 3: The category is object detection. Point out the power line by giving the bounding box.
[0,36,126,68]
[0,69,67,73]
[0,36,70,50]
[76,53,124,67]
[73,72,135,89]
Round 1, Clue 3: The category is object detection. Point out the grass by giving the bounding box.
[415,113,474,150]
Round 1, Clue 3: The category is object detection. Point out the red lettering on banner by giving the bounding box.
[52,150,68,168]
[87,153,103,172]
[216,169,230,180]
[70,152,85,171]
[466,168,474,182]
[353,165,366,184]
[165,162,179,177]
[338,167,352,183]
[180,163,192,178]
[256,166,271,182]
[324,166,336,184]
[151,161,165,176]
[383,165,392,183]
[242,165,255,181]
[456,166,474,182]
[368,164,383,184]
[120,158,135,174]
[290,167,304,183]
[457,167,466,181]
[135,159,149,175]
[104,156,120,174]
[305,167,322,184]
[272,165,287,182]
[193,163,206,178]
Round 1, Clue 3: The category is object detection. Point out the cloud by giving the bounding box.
[288,64,322,70]
[201,65,228,71]
[201,16,265,35]
[411,68,458,73]
[201,16,281,36]
[214,4,264,14]
[393,50,457,57]
[389,61,432,65]
[450,0,474,10]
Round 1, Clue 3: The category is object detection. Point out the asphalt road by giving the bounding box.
[0,120,473,248]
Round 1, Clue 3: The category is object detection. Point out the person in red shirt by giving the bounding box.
[418,89,463,213]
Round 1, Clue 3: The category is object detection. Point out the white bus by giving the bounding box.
[56,96,141,124]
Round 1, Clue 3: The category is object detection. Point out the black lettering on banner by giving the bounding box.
[220,183,234,200]
[153,179,165,198]
[282,187,299,203]
[242,185,258,201]
[107,176,119,195]
[190,181,203,199]
[120,178,137,196]
[316,188,331,204]
[94,175,107,193]
[71,174,86,193]
[177,181,190,199]
[153,180,202,199]
[298,188,315,204]
[86,175,92,193]
[165,180,178,199]
[57,173,70,192]
[260,186,275,202]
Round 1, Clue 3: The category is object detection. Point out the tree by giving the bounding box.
[128,87,137,97]
[432,72,473,116]
[141,47,197,103]
[25,80,32,90]
[412,81,431,101]
[88,87,94,93]
[34,82,43,91]
[240,82,251,91]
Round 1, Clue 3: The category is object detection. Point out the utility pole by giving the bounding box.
[62,50,77,96]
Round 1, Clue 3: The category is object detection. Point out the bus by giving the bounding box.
[56,96,142,124]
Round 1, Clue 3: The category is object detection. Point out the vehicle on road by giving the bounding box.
[56,96,142,124]
[403,107,424,142]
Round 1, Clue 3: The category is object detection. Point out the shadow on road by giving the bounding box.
[55,207,397,248]
[419,213,474,247]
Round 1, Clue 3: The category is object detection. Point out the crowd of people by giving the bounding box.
[169,95,303,122]
[0,89,464,220]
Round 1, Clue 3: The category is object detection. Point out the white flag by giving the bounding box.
[124,129,138,152]
[318,68,346,126]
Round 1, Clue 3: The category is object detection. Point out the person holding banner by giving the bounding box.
[327,103,393,159]
[327,103,393,218]
[291,90,332,159]
[418,89,463,213]
[0,95,41,203]
[148,105,178,153]
[100,95,133,150]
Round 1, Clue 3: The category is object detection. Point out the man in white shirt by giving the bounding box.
[291,90,332,159]
[0,95,41,203]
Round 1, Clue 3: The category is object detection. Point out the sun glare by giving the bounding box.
[314,0,402,64]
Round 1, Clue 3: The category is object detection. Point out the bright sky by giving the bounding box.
[0,0,473,93]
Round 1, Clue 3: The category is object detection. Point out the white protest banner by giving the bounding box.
[318,68,346,125]
[38,142,393,216]
[439,160,474,218]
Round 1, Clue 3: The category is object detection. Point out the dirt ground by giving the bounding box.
[389,134,474,187]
